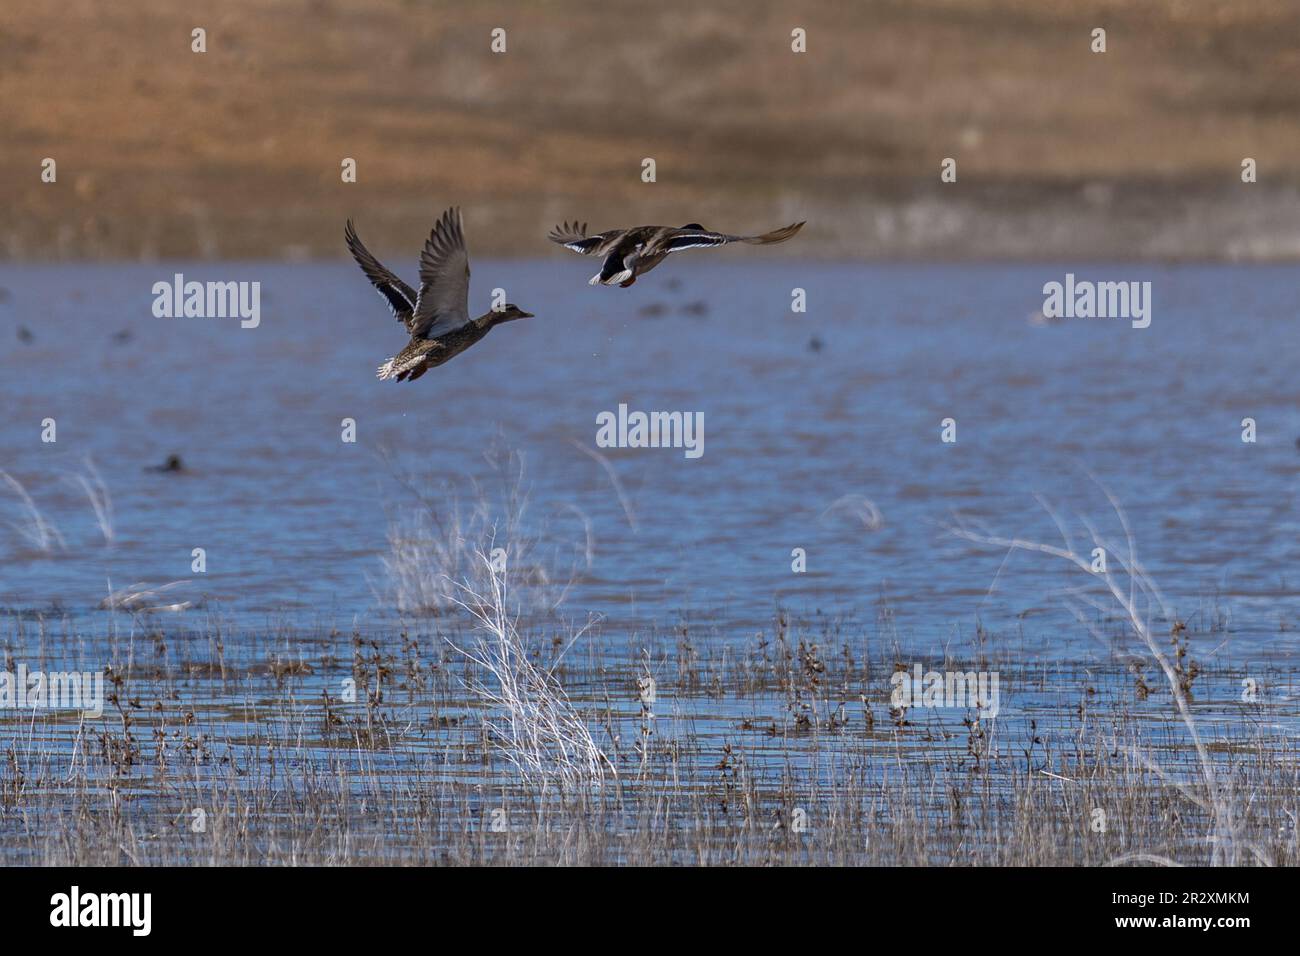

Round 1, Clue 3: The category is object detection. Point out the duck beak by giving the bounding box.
[519,310,535,319]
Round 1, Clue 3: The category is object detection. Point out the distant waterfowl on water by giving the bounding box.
[548,219,806,287]
[145,454,186,474]
[346,208,534,382]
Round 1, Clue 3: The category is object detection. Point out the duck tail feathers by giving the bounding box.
[743,221,806,245]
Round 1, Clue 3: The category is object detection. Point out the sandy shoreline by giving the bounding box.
[4,0,1299,262]
[8,182,1300,263]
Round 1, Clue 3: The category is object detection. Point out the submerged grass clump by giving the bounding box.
[0,472,1293,866]
[0,602,1296,866]
[947,483,1271,866]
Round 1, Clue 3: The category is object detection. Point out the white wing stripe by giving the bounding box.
[667,237,731,252]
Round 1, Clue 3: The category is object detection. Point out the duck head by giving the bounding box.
[493,303,534,323]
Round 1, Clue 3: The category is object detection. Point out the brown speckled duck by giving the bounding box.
[548,219,805,287]
[346,208,534,382]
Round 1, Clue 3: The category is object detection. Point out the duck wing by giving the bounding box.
[411,207,472,339]
[660,221,806,254]
[548,221,623,256]
[345,220,419,329]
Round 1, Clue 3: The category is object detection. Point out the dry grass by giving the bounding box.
[1,603,1296,866]
[67,459,113,547]
[946,483,1273,865]
[0,470,64,554]
[446,554,611,791]
[376,444,592,616]
[0,469,1293,866]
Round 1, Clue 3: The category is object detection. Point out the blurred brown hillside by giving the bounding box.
[3,0,1299,261]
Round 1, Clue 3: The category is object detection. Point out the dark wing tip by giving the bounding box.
[548,220,590,244]
[428,207,460,241]
[443,206,462,237]
[745,220,806,244]
[419,206,470,286]
[344,219,368,261]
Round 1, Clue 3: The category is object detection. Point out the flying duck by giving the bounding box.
[548,219,805,287]
[346,208,534,382]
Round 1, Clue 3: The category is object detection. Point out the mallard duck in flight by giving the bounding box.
[346,208,534,382]
[548,219,805,287]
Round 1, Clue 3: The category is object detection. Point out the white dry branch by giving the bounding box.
[946,480,1267,867]
[68,458,114,546]
[445,553,612,791]
[570,439,638,531]
[820,493,884,531]
[0,470,65,553]
[100,580,193,613]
